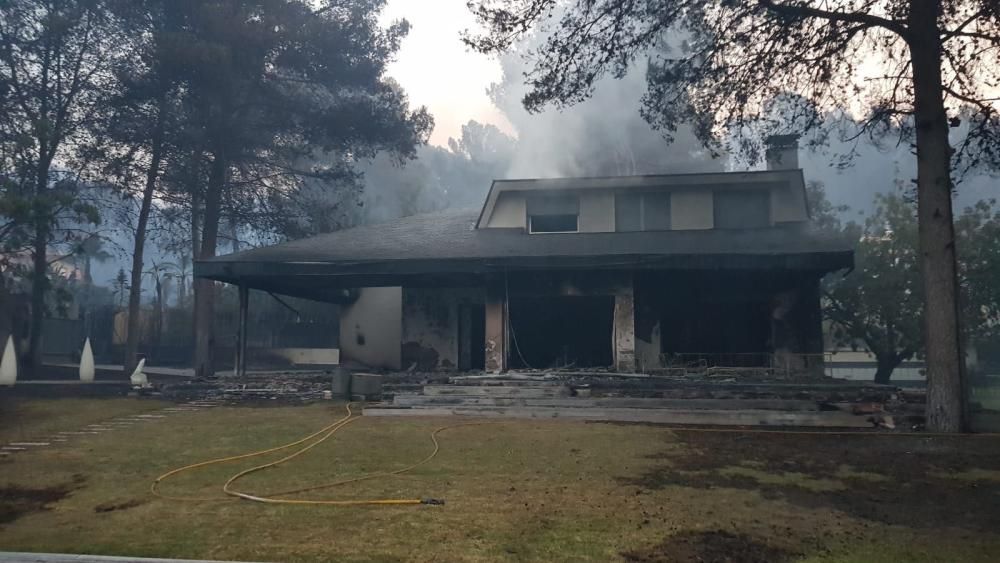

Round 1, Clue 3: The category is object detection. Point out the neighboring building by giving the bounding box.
[196,137,854,375]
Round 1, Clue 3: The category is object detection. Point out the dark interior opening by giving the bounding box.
[507,295,614,369]
[458,304,485,370]
[658,295,771,366]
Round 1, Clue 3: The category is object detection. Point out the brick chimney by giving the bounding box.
[765,134,800,170]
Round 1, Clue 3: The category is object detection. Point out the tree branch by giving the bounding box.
[757,0,909,38]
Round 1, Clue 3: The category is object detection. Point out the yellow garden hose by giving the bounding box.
[263,421,488,498]
[151,403,356,502]
[152,403,473,506]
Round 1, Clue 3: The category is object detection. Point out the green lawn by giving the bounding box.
[1,399,999,562]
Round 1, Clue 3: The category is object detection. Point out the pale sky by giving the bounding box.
[382,0,511,146]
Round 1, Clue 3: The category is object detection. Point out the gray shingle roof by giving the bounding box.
[196,207,854,289]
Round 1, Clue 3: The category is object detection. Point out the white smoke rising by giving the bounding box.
[492,56,725,179]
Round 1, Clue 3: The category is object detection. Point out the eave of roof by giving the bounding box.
[195,207,854,295]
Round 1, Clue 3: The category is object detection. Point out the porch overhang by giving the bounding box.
[195,250,853,302]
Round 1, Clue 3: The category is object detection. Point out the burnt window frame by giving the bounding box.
[615,190,672,232]
[527,193,580,234]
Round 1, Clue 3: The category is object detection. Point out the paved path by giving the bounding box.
[0,552,266,563]
[0,400,220,458]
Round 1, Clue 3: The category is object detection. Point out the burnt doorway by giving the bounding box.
[659,296,771,364]
[507,295,614,369]
[458,303,485,370]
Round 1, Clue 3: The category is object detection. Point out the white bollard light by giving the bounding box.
[0,335,16,385]
[130,358,148,388]
[79,337,95,383]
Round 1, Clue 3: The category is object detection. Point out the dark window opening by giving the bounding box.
[714,189,770,229]
[508,295,614,368]
[615,191,671,231]
[529,214,578,233]
[528,194,579,233]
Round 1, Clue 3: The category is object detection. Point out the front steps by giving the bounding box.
[364,382,883,428]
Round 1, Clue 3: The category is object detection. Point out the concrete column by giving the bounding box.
[485,281,506,373]
[236,283,249,378]
[613,283,636,372]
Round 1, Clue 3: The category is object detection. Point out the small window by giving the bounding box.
[528,194,579,233]
[714,189,770,229]
[530,214,578,233]
[615,191,671,232]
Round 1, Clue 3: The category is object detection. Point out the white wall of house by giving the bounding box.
[670,190,715,230]
[485,192,526,228]
[339,287,402,369]
[579,191,616,232]
[771,182,809,223]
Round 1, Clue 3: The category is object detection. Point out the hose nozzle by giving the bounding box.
[420,498,445,506]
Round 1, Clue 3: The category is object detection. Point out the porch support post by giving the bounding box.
[237,283,249,378]
[485,277,507,373]
[613,279,637,372]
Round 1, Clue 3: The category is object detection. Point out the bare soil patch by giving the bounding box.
[622,530,799,563]
[0,474,84,525]
[94,498,147,513]
[623,429,1000,531]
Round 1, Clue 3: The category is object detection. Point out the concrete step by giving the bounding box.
[393,394,821,411]
[446,377,565,386]
[422,385,568,398]
[364,405,873,428]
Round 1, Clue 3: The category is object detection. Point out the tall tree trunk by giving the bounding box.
[909,0,965,432]
[192,152,225,378]
[123,99,167,375]
[27,222,48,376]
[26,156,52,377]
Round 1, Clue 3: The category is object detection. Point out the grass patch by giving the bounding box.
[0,400,998,562]
[931,468,1000,482]
[717,466,846,493]
[833,465,891,483]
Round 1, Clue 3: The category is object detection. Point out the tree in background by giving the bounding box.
[815,182,1000,383]
[0,0,118,373]
[466,0,1000,431]
[160,0,432,377]
[86,0,190,375]
[821,188,924,383]
[956,198,1000,356]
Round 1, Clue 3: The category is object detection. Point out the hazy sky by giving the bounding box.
[382,0,511,146]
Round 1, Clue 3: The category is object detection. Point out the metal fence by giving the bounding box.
[658,352,832,378]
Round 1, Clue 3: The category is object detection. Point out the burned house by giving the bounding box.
[196,139,853,375]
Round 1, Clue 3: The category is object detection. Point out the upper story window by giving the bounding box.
[615,191,671,232]
[714,189,771,229]
[528,194,579,233]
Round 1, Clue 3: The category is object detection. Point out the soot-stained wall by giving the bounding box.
[401,287,485,370]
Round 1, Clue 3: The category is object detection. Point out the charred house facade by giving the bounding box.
[197,138,853,376]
